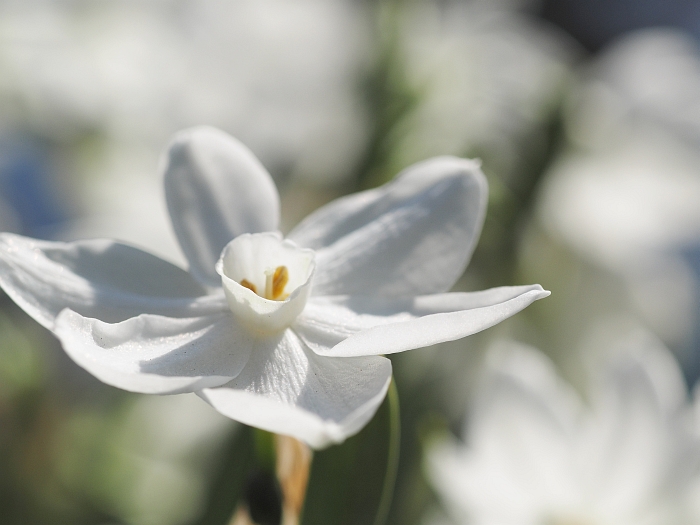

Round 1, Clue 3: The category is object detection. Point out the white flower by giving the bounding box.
[0,126,548,448]
[393,0,573,179]
[0,0,369,180]
[426,338,699,525]
[539,31,700,272]
[537,29,700,352]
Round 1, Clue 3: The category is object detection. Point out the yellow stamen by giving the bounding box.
[264,265,289,300]
[242,266,289,301]
[272,266,289,300]
[240,279,257,294]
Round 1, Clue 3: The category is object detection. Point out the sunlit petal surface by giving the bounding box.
[289,157,487,297]
[198,330,392,448]
[294,286,548,356]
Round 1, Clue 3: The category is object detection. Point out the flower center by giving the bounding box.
[240,265,289,301]
[216,232,315,334]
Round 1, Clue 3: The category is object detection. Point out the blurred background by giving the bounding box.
[2,0,700,523]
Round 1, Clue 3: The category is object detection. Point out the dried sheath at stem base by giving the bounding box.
[230,434,313,525]
[276,434,313,525]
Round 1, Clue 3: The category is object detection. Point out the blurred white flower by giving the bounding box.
[567,29,700,149]
[538,29,700,352]
[540,29,700,269]
[0,0,369,181]
[0,126,548,448]
[394,0,573,179]
[0,0,374,274]
[426,338,699,525]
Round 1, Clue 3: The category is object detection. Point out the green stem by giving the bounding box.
[373,377,401,525]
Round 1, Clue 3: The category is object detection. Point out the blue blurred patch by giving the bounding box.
[679,244,700,384]
[0,135,71,238]
[540,0,700,52]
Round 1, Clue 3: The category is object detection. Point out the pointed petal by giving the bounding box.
[198,330,392,449]
[55,310,253,394]
[163,126,280,286]
[287,157,487,296]
[294,285,549,357]
[0,233,227,329]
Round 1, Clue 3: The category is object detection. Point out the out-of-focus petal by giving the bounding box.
[470,345,581,505]
[580,347,691,518]
[198,329,392,449]
[55,310,253,394]
[163,126,280,287]
[427,436,535,525]
[294,285,549,357]
[426,343,582,524]
[0,233,227,328]
[287,157,487,297]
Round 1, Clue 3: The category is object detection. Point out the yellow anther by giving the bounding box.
[240,279,257,294]
[271,266,289,300]
[242,266,289,301]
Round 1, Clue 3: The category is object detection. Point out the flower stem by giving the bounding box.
[373,377,401,525]
[228,430,312,525]
[275,434,313,525]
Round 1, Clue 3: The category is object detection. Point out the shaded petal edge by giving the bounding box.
[163,126,280,287]
[0,233,225,328]
[55,309,253,394]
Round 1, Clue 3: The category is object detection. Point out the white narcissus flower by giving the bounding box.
[426,339,699,525]
[0,126,548,448]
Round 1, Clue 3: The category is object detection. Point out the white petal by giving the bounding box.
[426,437,535,524]
[294,285,549,357]
[426,344,583,524]
[0,233,227,329]
[287,157,487,296]
[163,127,280,286]
[580,349,690,517]
[197,330,392,449]
[55,310,253,394]
[471,344,581,506]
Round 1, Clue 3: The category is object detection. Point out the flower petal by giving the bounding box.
[55,310,253,394]
[287,156,487,296]
[0,233,227,329]
[163,126,280,287]
[581,344,691,516]
[426,343,582,523]
[197,329,392,449]
[294,285,549,357]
